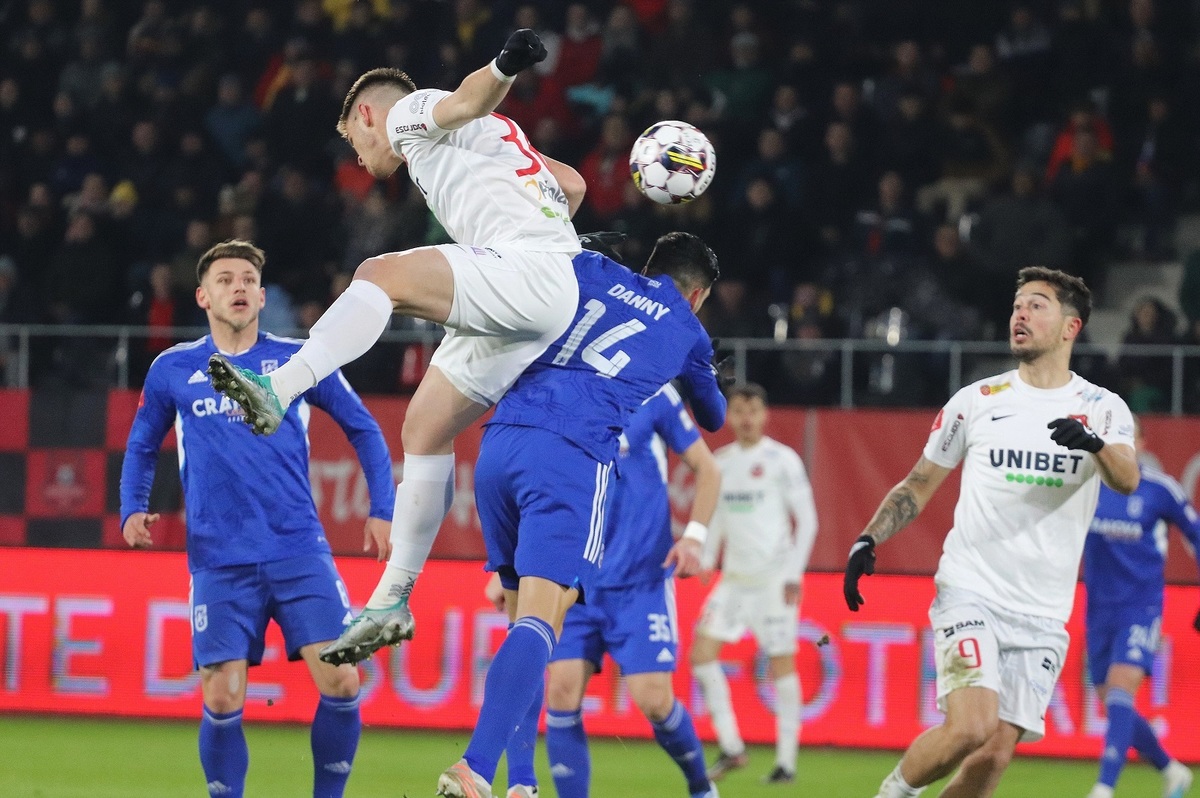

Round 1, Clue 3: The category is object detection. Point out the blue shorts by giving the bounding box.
[476,425,610,593]
[190,553,352,669]
[551,577,679,675]
[1085,602,1162,685]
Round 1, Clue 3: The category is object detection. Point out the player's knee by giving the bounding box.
[320,664,361,699]
[546,678,583,712]
[945,715,997,757]
[632,684,675,723]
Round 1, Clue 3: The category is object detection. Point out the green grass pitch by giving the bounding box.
[0,714,1166,796]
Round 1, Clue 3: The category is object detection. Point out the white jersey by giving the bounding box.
[386,89,580,253]
[706,437,819,583]
[924,370,1135,622]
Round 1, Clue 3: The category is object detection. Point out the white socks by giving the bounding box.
[774,673,801,773]
[692,661,744,755]
[269,279,394,405]
[878,763,925,798]
[365,453,456,610]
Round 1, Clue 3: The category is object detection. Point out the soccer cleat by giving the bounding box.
[436,759,492,797]
[1164,760,1193,798]
[690,782,720,798]
[317,601,415,665]
[507,786,538,798]
[207,354,286,435]
[761,765,795,784]
[706,750,749,780]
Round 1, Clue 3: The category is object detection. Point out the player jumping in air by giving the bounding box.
[1082,417,1198,798]
[206,29,587,664]
[844,267,1139,798]
[435,232,726,798]
[690,382,818,785]
[120,240,396,798]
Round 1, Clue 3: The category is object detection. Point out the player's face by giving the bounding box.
[197,259,265,332]
[346,107,402,179]
[1009,280,1078,362]
[728,395,767,444]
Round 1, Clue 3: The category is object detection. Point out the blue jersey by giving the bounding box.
[488,250,725,463]
[601,385,701,587]
[1083,465,1200,609]
[120,333,395,573]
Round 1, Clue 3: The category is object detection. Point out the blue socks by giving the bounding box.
[465,616,557,784]
[1131,710,1172,770]
[1099,687,1136,787]
[199,707,248,798]
[546,708,591,798]
[506,681,543,789]
[651,700,710,795]
[311,692,362,797]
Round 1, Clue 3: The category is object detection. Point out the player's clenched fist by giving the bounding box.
[122,511,160,549]
[843,534,876,611]
[494,29,547,76]
[1047,417,1104,453]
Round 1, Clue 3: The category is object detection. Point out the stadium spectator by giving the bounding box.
[205,74,261,170]
[918,99,1009,223]
[878,90,940,192]
[1049,127,1119,288]
[852,171,920,262]
[808,121,870,251]
[1122,95,1188,260]
[1118,296,1178,412]
[556,4,603,89]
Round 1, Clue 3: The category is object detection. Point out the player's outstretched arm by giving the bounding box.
[676,335,727,432]
[844,455,952,610]
[432,29,547,131]
[544,156,586,218]
[119,360,175,544]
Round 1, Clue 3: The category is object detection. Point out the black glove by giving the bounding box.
[495,29,547,77]
[709,338,736,389]
[1193,607,1200,634]
[578,231,627,264]
[843,534,876,611]
[1047,417,1104,453]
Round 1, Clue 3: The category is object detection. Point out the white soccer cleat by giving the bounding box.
[507,785,538,798]
[436,759,493,798]
[1164,760,1194,798]
[318,600,414,665]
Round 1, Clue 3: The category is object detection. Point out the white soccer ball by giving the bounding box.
[629,120,716,205]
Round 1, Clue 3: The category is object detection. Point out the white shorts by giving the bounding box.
[930,585,1069,742]
[695,576,798,657]
[427,244,578,405]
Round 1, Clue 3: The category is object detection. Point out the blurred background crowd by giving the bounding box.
[1,0,1199,406]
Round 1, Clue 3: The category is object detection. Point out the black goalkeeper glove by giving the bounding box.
[1047,417,1104,453]
[578,231,627,264]
[1193,606,1200,634]
[843,534,876,611]
[709,338,736,389]
[495,29,547,77]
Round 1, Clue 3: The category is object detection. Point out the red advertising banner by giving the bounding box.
[2,548,1198,760]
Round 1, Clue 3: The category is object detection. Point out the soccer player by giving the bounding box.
[207,29,588,663]
[843,266,1140,798]
[689,383,819,785]
[1083,417,1198,798]
[120,240,396,798]
[436,232,726,798]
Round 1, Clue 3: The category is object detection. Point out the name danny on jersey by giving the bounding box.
[606,283,674,321]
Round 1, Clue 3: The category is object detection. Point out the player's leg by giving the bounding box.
[503,590,546,798]
[200,660,251,798]
[690,583,748,779]
[765,654,800,784]
[626,672,714,798]
[300,645,362,798]
[935,720,1022,798]
[545,658,595,798]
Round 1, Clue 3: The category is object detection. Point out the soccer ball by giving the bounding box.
[629,120,716,205]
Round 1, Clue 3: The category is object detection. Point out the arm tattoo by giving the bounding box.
[865,464,931,544]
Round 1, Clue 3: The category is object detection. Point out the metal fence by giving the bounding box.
[3,323,1198,414]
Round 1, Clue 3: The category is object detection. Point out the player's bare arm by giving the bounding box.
[431,29,547,131]
[664,437,721,578]
[1094,442,1139,495]
[864,455,953,545]
[544,155,586,217]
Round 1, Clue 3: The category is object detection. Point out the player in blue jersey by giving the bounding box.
[434,232,726,798]
[486,383,722,798]
[119,240,396,798]
[1083,418,1200,798]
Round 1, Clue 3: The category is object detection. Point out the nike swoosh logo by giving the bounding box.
[991,414,1015,421]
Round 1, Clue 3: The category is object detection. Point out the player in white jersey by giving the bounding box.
[207,30,589,664]
[689,383,819,785]
[843,267,1140,798]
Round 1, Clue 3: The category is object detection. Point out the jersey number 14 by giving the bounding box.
[553,298,647,378]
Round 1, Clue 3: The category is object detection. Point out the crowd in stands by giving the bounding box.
[1,0,1199,405]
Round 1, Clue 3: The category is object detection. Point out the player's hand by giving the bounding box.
[122,512,159,549]
[495,29,547,76]
[783,581,801,606]
[709,339,736,389]
[484,572,506,612]
[664,538,703,578]
[1048,417,1104,453]
[363,517,392,562]
[843,534,876,611]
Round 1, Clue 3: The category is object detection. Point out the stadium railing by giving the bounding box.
[2,324,1198,414]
